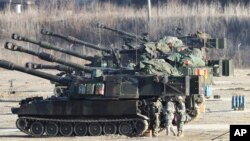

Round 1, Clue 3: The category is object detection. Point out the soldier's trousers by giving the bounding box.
[177,121,184,132]
[166,114,175,135]
[166,120,172,127]
[153,114,160,133]
[165,113,174,125]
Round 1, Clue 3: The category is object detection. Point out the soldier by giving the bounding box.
[127,60,136,70]
[175,96,186,137]
[149,98,163,137]
[164,97,176,136]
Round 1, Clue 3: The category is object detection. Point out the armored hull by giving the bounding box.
[10,73,201,137]
[13,97,148,137]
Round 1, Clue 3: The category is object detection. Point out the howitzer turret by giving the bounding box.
[0,60,70,85]
[40,29,112,53]
[25,62,74,72]
[12,34,98,62]
[96,23,149,43]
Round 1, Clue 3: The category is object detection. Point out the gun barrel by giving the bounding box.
[25,62,74,72]
[96,23,146,42]
[5,42,93,73]
[0,60,70,84]
[5,42,119,73]
[11,33,97,61]
[40,29,111,53]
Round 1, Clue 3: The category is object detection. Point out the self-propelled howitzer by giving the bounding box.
[0,58,150,137]
[6,57,202,137]
[39,29,172,70]
[39,29,161,68]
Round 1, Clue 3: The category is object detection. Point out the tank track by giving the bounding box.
[16,116,149,137]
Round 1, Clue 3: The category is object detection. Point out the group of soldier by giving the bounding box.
[150,95,186,137]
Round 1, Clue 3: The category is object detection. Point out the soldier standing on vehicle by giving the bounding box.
[149,98,163,137]
[164,97,176,136]
[175,96,186,137]
[127,60,136,70]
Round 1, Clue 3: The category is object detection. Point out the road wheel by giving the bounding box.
[74,123,88,136]
[118,122,132,136]
[103,123,117,135]
[16,118,26,131]
[134,120,148,136]
[30,121,44,136]
[60,123,73,136]
[45,122,59,136]
[89,123,102,136]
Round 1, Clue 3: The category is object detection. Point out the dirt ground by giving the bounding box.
[0,69,250,141]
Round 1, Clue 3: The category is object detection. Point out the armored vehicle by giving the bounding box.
[1,60,201,137]
[37,27,227,114]
[95,24,227,100]
[0,31,204,137]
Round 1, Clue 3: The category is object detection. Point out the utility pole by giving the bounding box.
[157,0,160,18]
[9,0,12,12]
[147,0,152,33]
[147,0,152,22]
[21,0,23,11]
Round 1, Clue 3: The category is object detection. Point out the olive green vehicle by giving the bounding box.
[0,28,208,137]
[1,57,202,137]
[96,24,227,99]
[1,24,227,137]
[1,59,201,137]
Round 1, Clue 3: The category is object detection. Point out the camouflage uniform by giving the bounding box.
[164,99,176,136]
[175,96,186,137]
[127,60,136,70]
[149,98,163,136]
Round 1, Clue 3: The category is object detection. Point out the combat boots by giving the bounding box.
[177,131,184,137]
[166,127,176,136]
[152,132,158,137]
[170,128,176,136]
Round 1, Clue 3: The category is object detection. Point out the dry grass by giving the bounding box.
[0,1,249,67]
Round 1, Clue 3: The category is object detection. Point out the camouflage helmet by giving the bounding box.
[157,97,162,101]
[176,96,183,101]
[195,31,212,39]
[191,48,202,58]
